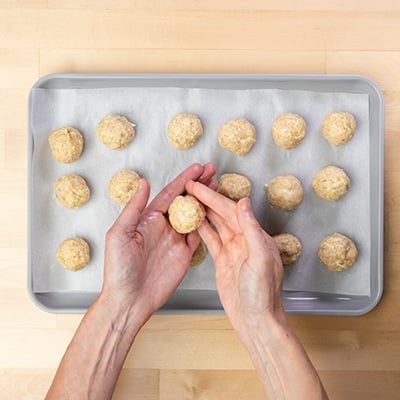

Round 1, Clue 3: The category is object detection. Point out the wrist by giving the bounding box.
[235,311,328,400]
[236,308,291,350]
[95,290,148,339]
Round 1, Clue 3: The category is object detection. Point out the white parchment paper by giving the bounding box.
[30,86,370,296]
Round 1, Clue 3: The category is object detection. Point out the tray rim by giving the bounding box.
[27,72,384,316]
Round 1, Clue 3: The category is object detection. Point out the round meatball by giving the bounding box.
[218,118,256,156]
[108,170,141,205]
[322,112,356,146]
[168,195,206,234]
[318,233,358,272]
[56,237,90,271]
[54,174,90,209]
[167,113,203,150]
[273,233,302,267]
[48,126,83,163]
[312,165,350,201]
[272,112,306,150]
[267,175,304,211]
[217,173,251,202]
[97,114,135,149]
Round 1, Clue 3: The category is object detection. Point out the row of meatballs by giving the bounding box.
[48,111,357,163]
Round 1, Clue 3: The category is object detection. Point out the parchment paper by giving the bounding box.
[30,86,370,296]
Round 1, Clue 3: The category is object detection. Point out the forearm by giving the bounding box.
[46,293,144,400]
[239,313,328,400]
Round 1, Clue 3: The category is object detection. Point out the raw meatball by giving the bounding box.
[267,175,303,211]
[217,173,251,202]
[56,237,90,271]
[48,126,83,163]
[97,114,135,149]
[190,241,206,268]
[167,113,203,150]
[108,170,141,205]
[54,174,90,209]
[218,118,256,156]
[312,165,350,201]
[322,112,356,146]
[318,233,358,272]
[273,233,302,267]
[272,112,306,150]
[168,195,206,234]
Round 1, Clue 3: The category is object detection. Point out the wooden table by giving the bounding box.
[1,1,399,399]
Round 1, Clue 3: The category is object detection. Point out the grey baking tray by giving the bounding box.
[28,73,384,315]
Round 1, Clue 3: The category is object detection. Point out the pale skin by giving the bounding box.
[186,180,328,400]
[45,162,328,400]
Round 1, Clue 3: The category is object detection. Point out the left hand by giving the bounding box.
[101,163,217,322]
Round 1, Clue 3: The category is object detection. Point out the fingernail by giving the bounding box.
[138,179,145,191]
[240,198,251,213]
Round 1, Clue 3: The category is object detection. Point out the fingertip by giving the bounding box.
[208,178,218,191]
[191,162,203,174]
[135,179,151,202]
[204,161,216,168]
[112,180,150,233]
[138,178,149,191]
[238,197,251,213]
[203,162,217,175]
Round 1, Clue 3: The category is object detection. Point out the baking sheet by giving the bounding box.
[30,85,371,296]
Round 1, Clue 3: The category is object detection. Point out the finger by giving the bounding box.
[147,163,204,214]
[197,219,222,260]
[111,179,151,234]
[186,230,201,255]
[186,181,239,229]
[207,208,237,243]
[198,162,217,185]
[237,198,278,260]
[207,178,219,191]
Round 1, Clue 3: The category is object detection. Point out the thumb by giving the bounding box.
[111,179,151,233]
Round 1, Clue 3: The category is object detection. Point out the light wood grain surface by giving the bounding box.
[1,1,399,399]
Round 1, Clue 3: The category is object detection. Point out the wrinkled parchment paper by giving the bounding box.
[30,86,370,296]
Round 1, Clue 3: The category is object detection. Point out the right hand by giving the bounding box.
[187,181,330,400]
[186,180,286,338]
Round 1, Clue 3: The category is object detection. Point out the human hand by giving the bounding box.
[101,163,217,323]
[186,181,285,338]
[185,183,330,400]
